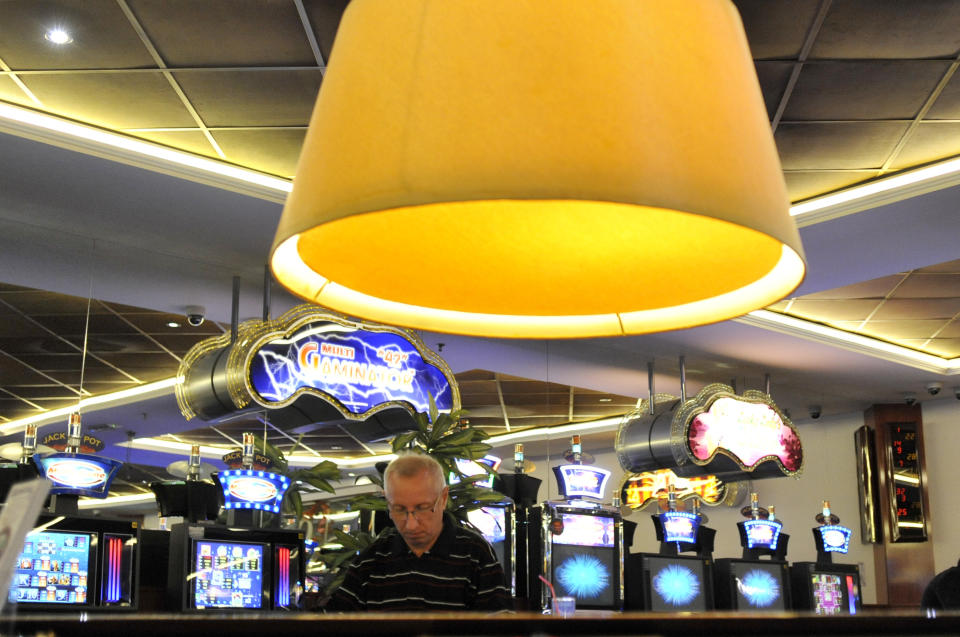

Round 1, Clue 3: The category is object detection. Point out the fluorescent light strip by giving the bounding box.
[738,310,960,375]
[486,416,624,446]
[0,102,291,202]
[789,156,960,225]
[0,377,179,435]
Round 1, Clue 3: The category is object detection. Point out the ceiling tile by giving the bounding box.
[128,0,316,67]
[787,298,882,321]
[783,61,949,120]
[455,370,497,382]
[775,122,909,170]
[892,273,960,298]
[925,71,960,119]
[797,274,905,299]
[126,129,218,160]
[173,69,322,127]
[860,319,950,339]
[301,0,350,63]
[871,298,960,320]
[916,260,960,274]
[21,72,196,129]
[755,61,794,120]
[0,1,154,70]
[0,77,34,106]
[811,0,960,59]
[733,0,822,59]
[210,128,306,178]
[937,321,960,338]
[897,338,960,358]
[889,123,960,170]
[783,170,879,202]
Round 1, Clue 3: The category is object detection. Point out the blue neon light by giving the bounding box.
[659,511,701,544]
[737,569,781,608]
[742,519,782,550]
[817,525,852,553]
[215,470,290,514]
[248,322,454,415]
[555,554,610,599]
[653,564,701,607]
[36,453,123,498]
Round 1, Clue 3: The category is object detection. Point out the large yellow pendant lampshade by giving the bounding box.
[271,0,805,339]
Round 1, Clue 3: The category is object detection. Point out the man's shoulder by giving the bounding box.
[353,527,400,562]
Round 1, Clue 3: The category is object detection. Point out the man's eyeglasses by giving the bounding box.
[388,493,443,523]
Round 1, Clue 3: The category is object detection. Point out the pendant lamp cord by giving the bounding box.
[76,280,94,410]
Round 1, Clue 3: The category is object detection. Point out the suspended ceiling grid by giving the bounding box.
[1,1,960,202]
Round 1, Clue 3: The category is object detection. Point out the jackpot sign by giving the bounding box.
[248,320,456,416]
[37,453,123,498]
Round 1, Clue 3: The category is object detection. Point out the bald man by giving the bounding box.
[327,453,510,612]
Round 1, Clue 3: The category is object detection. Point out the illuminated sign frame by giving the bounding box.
[36,453,122,498]
[618,469,742,511]
[741,519,783,550]
[815,525,853,554]
[659,511,701,544]
[553,465,611,500]
[215,470,291,514]
[672,384,803,480]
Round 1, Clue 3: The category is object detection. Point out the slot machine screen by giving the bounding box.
[9,531,95,605]
[467,506,507,567]
[730,560,787,610]
[642,555,709,611]
[810,572,844,615]
[551,513,616,608]
[190,540,266,609]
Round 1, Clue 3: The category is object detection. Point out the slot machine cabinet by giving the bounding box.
[167,523,304,612]
[465,501,517,597]
[7,514,139,611]
[790,507,862,614]
[529,502,625,612]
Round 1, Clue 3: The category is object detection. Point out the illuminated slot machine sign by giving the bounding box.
[739,519,783,550]
[620,469,731,511]
[676,385,803,480]
[243,309,459,418]
[553,465,612,501]
[449,455,502,488]
[814,525,853,554]
[36,453,123,498]
[659,511,701,544]
[215,470,291,514]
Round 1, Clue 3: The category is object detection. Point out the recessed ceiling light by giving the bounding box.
[166,321,180,328]
[44,28,73,45]
[598,397,612,403]
[330,445,343,450]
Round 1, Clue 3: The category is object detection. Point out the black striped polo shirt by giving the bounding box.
[327,515,511,612]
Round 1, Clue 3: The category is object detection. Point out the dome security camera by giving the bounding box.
[808,405,822,420]
[184,305,206,327]
[926,381,943,396]
[904,391,918,406]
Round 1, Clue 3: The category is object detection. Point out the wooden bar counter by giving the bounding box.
[4,609,960,637]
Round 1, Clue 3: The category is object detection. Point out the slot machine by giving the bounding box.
[790,501,862,614]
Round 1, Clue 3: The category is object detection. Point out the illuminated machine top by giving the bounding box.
[450,455,502,489]
[553,465,611,500]
[659,511,701,544]
[36,453,122,498]
[814,525,852,554]
[740,519,783,550]
[215,470,291,514]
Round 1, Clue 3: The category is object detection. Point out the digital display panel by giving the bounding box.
[731,561,786,610]
[467,506,508,569]
[191,540,265,609]
[9,531,94,605]
[644,555,708,611]
[553,513,615,548]
[659,511,701,544]
[846,574,860,614]
[741,519,782,550]
[554,465,611,500]
[551,544,615,608]
[621,470,726,510]
[811,572,843,615]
